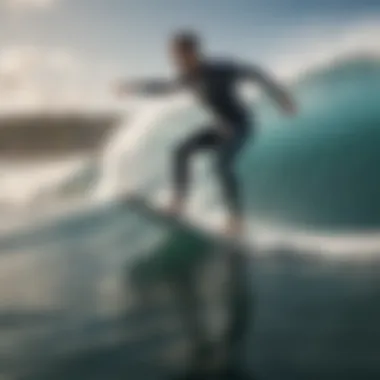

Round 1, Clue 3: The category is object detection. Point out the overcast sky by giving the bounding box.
[0,0,379,111]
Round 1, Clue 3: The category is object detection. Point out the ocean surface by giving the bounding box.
[1,56,380,380]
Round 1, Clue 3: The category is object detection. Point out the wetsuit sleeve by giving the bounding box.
[127,76,187,96]
[231,61,284,95]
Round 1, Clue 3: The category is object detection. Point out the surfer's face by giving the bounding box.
[171,42,200,74]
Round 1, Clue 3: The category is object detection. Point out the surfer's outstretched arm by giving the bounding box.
[115,78,184,97]
[238,64,297,115]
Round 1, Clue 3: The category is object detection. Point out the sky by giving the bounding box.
[0,0,380,112]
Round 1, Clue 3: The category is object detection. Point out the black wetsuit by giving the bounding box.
[138,59,281,216]
[175,61,253,217]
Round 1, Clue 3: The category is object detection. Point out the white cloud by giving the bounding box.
[0,46,92,112]
[0,44,122,113]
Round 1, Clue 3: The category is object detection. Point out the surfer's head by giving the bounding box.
[171,31,202,73]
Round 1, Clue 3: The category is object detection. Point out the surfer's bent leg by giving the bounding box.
[215,130,247,218]
[173,128,220,202]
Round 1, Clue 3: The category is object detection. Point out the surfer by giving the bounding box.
[115,31,296,236]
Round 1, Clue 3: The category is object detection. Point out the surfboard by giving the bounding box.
[122,194,250,288]
[122,194,247,252]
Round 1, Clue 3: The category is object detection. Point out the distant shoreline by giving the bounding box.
[0,113,122,159]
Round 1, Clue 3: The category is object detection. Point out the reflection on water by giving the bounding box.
[1,205,380,380]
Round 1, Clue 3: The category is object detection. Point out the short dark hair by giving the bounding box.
[172,31,200,52]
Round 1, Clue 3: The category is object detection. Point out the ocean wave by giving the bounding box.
[3,53,380,237]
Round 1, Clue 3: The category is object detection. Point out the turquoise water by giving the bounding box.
[243,57,380,231]
[1,57,380,379]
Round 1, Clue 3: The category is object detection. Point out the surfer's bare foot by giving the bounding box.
[225,215,244,238]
